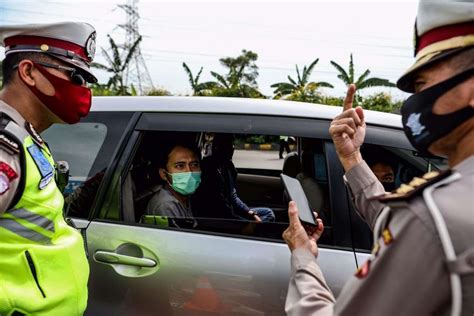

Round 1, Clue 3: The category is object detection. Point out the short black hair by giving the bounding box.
[158,142,201,170]
[2,52,55,87]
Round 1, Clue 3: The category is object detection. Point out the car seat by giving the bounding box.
[296,150,328,222]
[282,152,301,178]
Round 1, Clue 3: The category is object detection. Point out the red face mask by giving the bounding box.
[21,63,92,124]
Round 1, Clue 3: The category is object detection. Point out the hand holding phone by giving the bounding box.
[280,174,317,228]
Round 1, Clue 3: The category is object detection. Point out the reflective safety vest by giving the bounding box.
[0,119,89,315]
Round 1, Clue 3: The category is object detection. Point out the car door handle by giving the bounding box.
[94,250,157,268]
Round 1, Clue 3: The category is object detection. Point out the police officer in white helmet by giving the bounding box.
[0,22,97,315]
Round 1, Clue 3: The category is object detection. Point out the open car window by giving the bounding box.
[100,130,342,248]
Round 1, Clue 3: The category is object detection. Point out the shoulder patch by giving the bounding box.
[376,170,452,203]
[0,133,20,154]
[0,162,19,181]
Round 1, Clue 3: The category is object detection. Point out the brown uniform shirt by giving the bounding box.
[286,158,474,315]
[0,101,26,213]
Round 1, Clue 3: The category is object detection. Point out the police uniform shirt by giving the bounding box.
[285,158,474,315]
[0,100,25,212]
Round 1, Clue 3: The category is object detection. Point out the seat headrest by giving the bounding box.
[282,152,301,178]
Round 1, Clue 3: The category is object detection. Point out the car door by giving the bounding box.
[83,112,359,315]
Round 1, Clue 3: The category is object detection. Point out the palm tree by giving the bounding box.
[92,35,142,95]
[202,50,264,98]
[270,58,333,102]
[182,62,216,96]
[330,54,396,91]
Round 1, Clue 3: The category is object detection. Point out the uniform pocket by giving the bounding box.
[25,250,46,298]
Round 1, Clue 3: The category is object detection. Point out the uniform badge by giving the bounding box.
[0,162,18,181]
[27,144,54,189]
[382,228,394,245]
[25,122,44,146]
[85,32,96,60]
[355,259,371,279]
[372,241,380,256]
[0,173,9,195]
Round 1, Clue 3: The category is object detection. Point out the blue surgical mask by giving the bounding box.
[166,171,201,196]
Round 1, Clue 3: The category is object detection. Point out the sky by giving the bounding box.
[0,0,419,99]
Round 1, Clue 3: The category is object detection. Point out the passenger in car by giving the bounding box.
[364,152,397,192]
[194,133,275,222]
[145,143,201,224]
[368,161,395,192]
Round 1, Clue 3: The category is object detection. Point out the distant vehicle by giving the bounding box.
[43,96,445,315]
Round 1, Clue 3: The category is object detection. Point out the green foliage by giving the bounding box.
[182,62,214,96]
[92,34,142,96]
[201,50,265,98]
[359,92,403,113]
[330,54,396,104]
[146,87,172,96]
[90,83,117,96]
[319,91,402,113]
[271,58,333,101]
[318,95,344,106]
[234,134,279,145]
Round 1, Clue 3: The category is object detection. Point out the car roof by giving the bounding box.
[90,96,403,129]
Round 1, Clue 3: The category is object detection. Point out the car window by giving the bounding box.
[43,122,107,194]
[100,129,342,247]
[350,143,448,251]
[232,134,293,172]
[42,111,135,219]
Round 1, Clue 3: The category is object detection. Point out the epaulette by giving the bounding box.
[376,170,453,203]
[0,113,21,155]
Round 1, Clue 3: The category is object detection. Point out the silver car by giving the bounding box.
[43,96,444,315]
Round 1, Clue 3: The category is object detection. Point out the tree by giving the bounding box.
[359,92,403,113]
[270,58,333,102]
[146,87,172,96]
[92,34,142,96]
[203,50,265,98]
[330,54,396,100]
[182,62,215,96]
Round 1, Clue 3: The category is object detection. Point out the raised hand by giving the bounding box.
[329,84,366,171]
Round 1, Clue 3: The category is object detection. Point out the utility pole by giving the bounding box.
[118,0,153,95]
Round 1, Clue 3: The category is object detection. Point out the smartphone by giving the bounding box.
[280,173,317,228]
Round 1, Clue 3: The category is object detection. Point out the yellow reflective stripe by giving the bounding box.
[2,213,54,239]
[0,218,51,244]
[6,208,55,233]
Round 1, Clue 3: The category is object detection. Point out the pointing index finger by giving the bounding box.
[343,84,356,112]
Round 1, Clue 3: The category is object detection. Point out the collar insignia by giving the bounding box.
[25,121,44,146]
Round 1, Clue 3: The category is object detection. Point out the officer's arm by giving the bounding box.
[344,160,385,229]
[0,147,21,213]
[286,248,336,316]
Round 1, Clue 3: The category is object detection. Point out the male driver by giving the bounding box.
[283,1,474,315]
[0,23,97,315]
[146,143,201,220]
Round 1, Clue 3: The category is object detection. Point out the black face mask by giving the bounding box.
[401,68,474,156]
[382,181,396,193]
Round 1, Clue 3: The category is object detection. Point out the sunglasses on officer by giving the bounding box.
[13,61,86,86]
